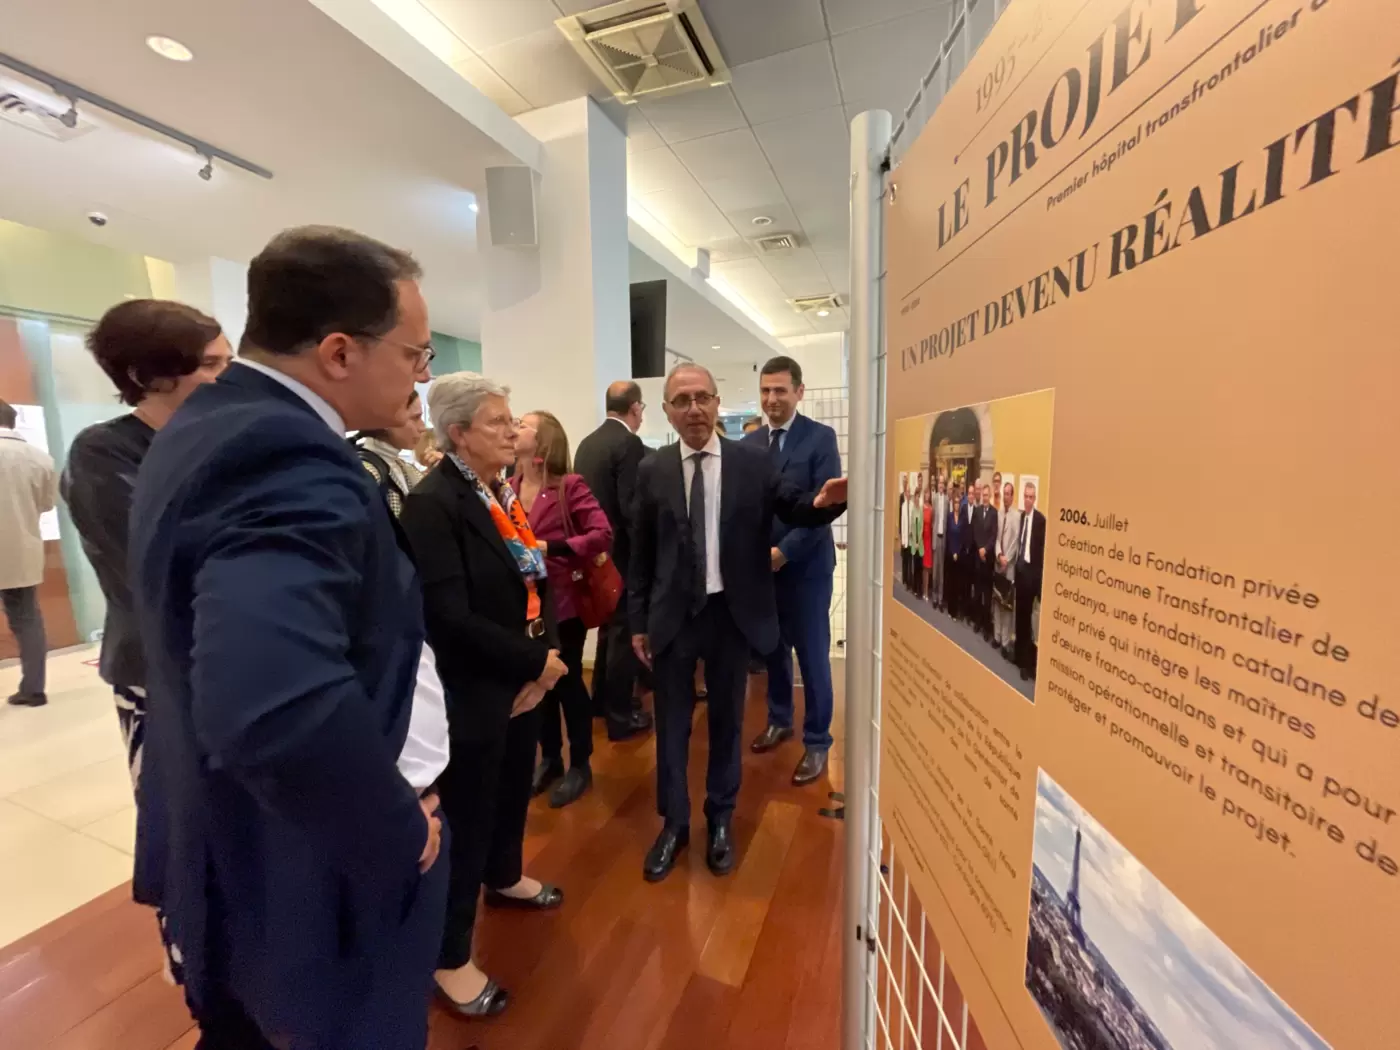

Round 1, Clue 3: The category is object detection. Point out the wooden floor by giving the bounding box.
[0,672,846,1050]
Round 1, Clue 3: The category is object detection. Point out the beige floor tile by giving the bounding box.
[10,756,134,829]
[81,805,137,855]
[0,799,133,948]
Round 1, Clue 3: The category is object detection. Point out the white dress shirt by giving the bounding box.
[235,358,449,790]
[766,414,794,452]
[1023,508,1035,563]
[680,434,724,594]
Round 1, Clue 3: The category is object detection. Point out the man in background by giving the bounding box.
[741,416,763,435]
[745,356,842,786]
[973,481,998,640]
[898,473,910,590]
[629,363,845,882]
[994,480,1022,659]
[1015,480,1047,681]
[0,400,57,707]
[930,474,948,611]
[130,227,445,1048]
[574,381,654,742]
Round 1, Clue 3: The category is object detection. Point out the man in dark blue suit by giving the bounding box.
[743,356,842,786]
[130,227,444,1049]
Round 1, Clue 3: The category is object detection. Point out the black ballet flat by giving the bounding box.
[435,977,509,1018]
[484,883,564,911]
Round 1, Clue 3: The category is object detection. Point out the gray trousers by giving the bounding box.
[2,586,47,697]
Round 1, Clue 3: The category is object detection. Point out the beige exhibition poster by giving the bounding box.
[879,0,1399,1047]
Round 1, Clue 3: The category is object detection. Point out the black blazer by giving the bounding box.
[400,458,557,743]
[573,418,644,573]
[1017,508,1048,593]
[629,438,844,658]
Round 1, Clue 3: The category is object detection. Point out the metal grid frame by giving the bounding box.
[845,2,1012,1048]
[803,384,849,656]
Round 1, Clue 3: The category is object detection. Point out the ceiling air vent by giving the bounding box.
[755,233,800,253]
[557,0,730,104]
[0,88,95,142]
[790,295,842,314]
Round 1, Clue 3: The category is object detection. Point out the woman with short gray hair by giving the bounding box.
[400,371,568,1018]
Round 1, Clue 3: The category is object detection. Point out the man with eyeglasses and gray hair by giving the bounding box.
[628,363,848,883]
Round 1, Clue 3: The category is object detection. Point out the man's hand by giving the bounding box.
[978,547,987,561]
[770,547,787,572]
[997,554,1008,571]
[512,680,546,716]
[813,477,847,508]
[418,794,442,873]
[539,649,567,689]
[632,633,653,670]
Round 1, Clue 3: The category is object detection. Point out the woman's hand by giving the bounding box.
[539,649,567,689]
[512,681,546,716]
[632,634,652,670]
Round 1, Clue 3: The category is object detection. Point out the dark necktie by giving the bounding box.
[768,428,782,458]
[689,451,708,613]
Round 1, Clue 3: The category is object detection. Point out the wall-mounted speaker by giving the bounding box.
[485,166,538,248]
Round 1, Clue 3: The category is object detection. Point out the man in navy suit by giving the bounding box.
[744,356,842,786]
[130,227,444,1049]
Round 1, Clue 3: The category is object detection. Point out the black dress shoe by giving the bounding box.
[531,758,564,798]
[706,820,735,876]
[484,883,564,910]
[435,977,510,1018]
[6,692,47,707]
[792,748,829,786]
[750,724,794,753]
[607,709,653,742]
[549,766,591,809]
[643,825,689,882]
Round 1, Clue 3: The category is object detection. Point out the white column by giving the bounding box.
[479,97,630,450]
[169,257,249,347]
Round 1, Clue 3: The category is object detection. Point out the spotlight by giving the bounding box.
[816,309,830,317]
[198,156,213,181]
[59,99,78,128]
[146,36,195,62]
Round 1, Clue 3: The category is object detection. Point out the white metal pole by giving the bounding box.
[843,107,891,1050]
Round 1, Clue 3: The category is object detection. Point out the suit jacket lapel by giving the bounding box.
[446,461,527,584]
[666,444,687,525]
[719,438,738,526]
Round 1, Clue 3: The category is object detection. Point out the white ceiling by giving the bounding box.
[419,0,955,338]
[0,0,524,338]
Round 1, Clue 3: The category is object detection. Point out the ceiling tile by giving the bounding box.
[824,0,951,36]
[759,246,832,297]
[671,128,767,183]
[831,6,951,117]
[752,106,849,183]
[425,0,563,53]
[704,169,787,214]
[816,248,851,291]
[639,184,739,246]
[729,42,840,126]
[707,236,757,262]
[477,28,603,109]
[697,0,829,65]
[638,86,748,144]
[725,202,800,237]
[627,147,697,196]
[625,108,666,153]
[448,52,531,116]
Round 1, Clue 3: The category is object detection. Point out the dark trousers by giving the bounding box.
[194,995,276,1050]
[974,554,993,632]
[1,586,46,697]
[652,595,747,828]
[437,707,540,970]
[1015,575,1040,674]
[592,598,644,734]
[766,573,835,751]
[540,617,593,769]
[944,550,962,619]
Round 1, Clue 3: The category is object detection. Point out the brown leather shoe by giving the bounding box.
[791,748,828,786]
[750,724,794,753]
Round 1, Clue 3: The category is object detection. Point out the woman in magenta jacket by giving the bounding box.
[511,410,614,807]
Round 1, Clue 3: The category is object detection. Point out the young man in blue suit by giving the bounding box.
[129,227,444,1049]
[744,356,843,786]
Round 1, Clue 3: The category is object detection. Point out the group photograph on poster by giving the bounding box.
[1026,770,1331,1050]
[891,389,1052,702]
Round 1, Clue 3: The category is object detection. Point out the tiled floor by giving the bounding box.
[0,647,135,949]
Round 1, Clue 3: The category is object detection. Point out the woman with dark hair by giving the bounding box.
[62,299,231,783]
[512,410,613,808]
[352,388,427,516]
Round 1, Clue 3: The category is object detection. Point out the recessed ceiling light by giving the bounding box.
[711,344,721,350]
[816,309,830,317]
[146,36,194,62]
[751,216,773,226]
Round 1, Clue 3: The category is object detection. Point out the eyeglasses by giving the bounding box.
[353,333,436,370]
[479,414,521,432]
[667,392,717,411]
